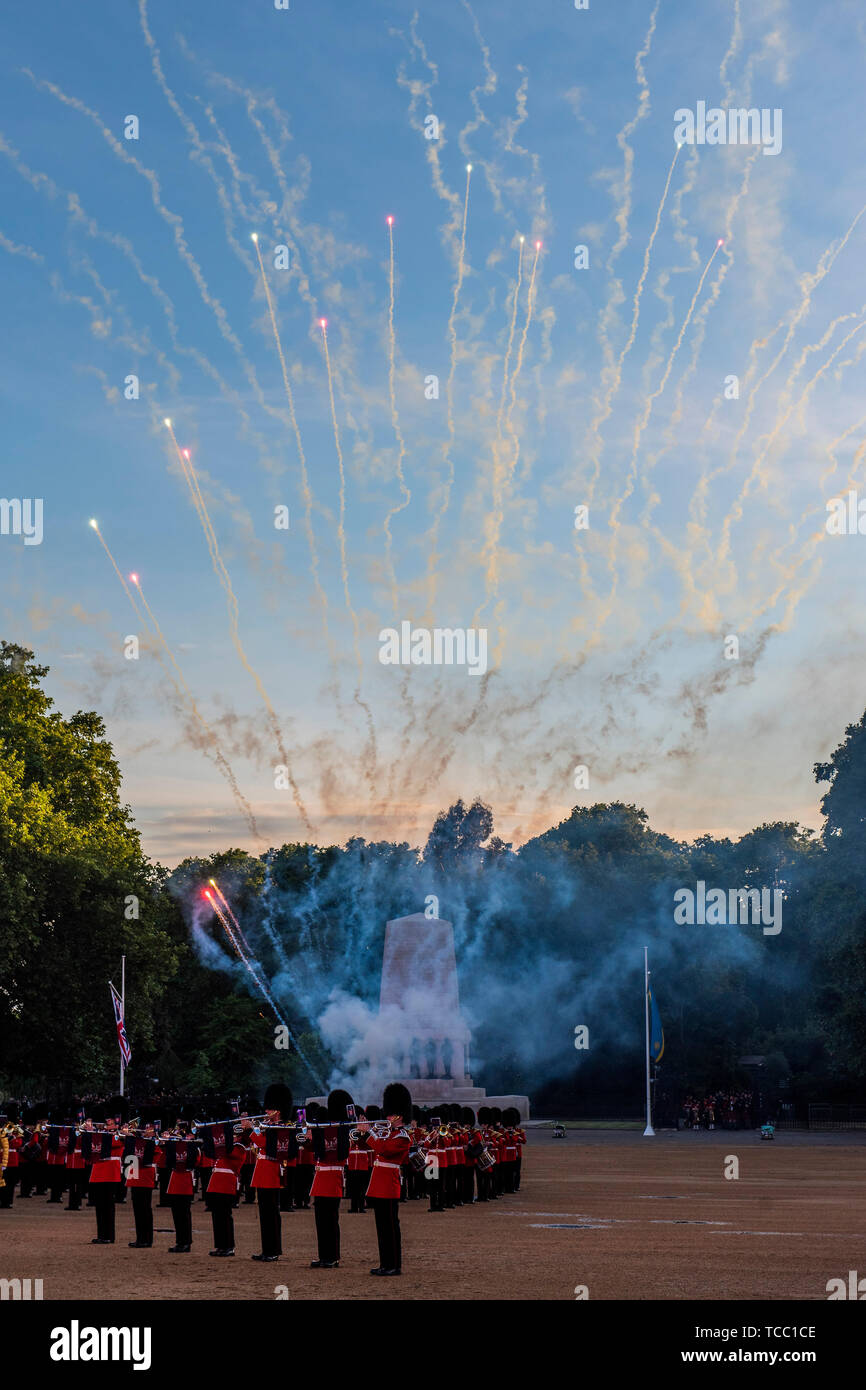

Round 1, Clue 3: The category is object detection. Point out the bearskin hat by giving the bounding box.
[305,1102,320,1122]
[383,1083,412,1122]
[461,1107,476,1126]
[327,1089,353,1122]
[490,1106,502,1124]
[412,1104,421,1122]
[503,1106,520,1127]
[477,1106,491,1124]
[263,1083,293,1121]
[365,1103,381,1120]
[106,1094,129,1123]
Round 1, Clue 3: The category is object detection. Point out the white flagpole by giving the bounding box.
[119,956,126,1095]
[643,946,655,1137]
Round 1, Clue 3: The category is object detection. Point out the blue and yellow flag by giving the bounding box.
[648,986,664,1063]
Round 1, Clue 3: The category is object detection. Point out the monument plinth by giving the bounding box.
[309,912,530,1121]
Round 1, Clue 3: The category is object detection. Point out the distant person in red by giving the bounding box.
[358,1083,412,1277]
[250,1082,293,1262]
[88,1112,124,1245]
[308,1089,352,1269]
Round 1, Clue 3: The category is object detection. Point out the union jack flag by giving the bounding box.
[109,982,132,1067]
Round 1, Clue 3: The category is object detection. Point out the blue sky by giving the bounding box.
[2,0,865,863]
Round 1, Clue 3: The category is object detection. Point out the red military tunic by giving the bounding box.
[66,1133,86,1172]
[365,1130,411,1200]
[165,1141,198,1196]
[207,1142,247,1197]
[310,1125,347,1199]
[5,1134,21,1170]
[90,1134,125,1184]
[125,1138,158,1190]
[347,1140,371,1174]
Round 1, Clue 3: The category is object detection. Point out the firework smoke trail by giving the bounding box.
[697,200,866,509]
[492,240,540,588]
[163,419,314,835]
[591,2,660,446]
[747,432,866,631]
[319,320,378,783]
[640,147,759,606]
[137,0,253,270]
[486,239,542,665]
[251,235,332,654]
[717,315,866,569]
[382,216,412,613]
[89,522,261,839]
[473,236,524,628]
[592,237,723,635]
[585,142,683,506]
[425,163,473,620]
[25,73,292,439]
[207,882,327,1090]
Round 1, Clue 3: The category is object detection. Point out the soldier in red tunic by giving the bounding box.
[293,1102,317,1210]
[347,1109,371,1214]
[250,1082,293,1262]
[164,1130,199,1253]
[202,1122,247,1257]
[308,1089,352,1269]
[124,1122,158,1248]
[358,1082,412,1277]
[87,1114,124,1244]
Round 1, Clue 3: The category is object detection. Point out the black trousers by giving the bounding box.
[0,1171,16,1207]
[131,1187,153,1244]
[157,1168,171,1207]
[18,1161,36,1197]
[293,1165,313,1209]
[313,1196,341,1263]
[514,1157,522,1190]
[428,1170,445,1211]
[240,1163,256,1202]
[209,1192,235,1250]
[279,1170,294,1212]
[47,1167,66,1202]
[370,1197,402,1271]
[66,1171,87,1209]
[92,1184,116,1241]
[170,1195,193,1246]
[347,1169,368,1212]
[257,1188,282,1256]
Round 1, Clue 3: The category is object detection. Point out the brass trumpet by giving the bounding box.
[348,1120,391,1142]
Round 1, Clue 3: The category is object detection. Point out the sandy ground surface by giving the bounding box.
[3,1129,864,1301]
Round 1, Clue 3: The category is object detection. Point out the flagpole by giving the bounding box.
[643,946,655,1137]
[120,955,126,1098]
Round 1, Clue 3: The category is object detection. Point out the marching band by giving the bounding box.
[0,1093,527,1276]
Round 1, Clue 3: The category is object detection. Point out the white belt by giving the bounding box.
[373,1160,401,1169]
[316,1164,344,1171]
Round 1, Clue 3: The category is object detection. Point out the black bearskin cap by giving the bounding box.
[264,1083,293,1121]
[503,1106,520,1126]
[107,1095,129,1123]
[327,1089,353,1122]
[365,1103,381,1121]
[461,1107,476,1125]
[490,1106,502,1124]
[477,1106,491,1124]
[305,1102,320,1122]
[383,1083,412,1122]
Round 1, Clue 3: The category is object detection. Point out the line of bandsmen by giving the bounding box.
[1,1087,526,1277]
